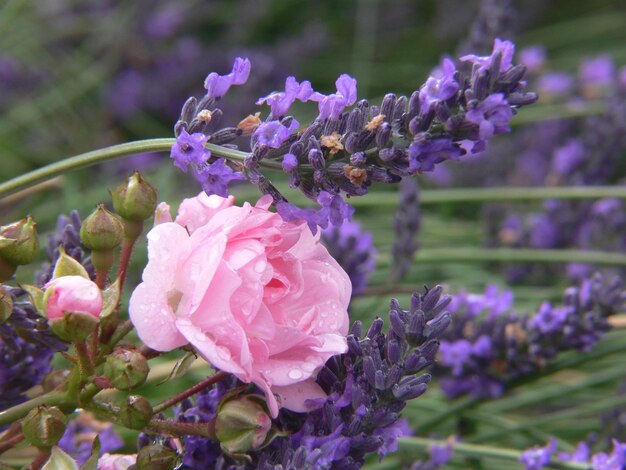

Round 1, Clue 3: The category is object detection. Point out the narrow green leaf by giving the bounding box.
[159,351,198,385]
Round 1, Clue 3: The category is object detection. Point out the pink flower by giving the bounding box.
[45,276,103,320]
[97,453,137,470]
[129,193,351,417]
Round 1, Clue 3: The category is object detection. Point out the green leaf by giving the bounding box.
[19,284,45,314]
[159,351,197,385]
[100,278,121,318]
[42,446,79,470]
[79,437,100,470]
[52,246,90,279]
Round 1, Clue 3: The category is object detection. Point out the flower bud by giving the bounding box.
[0,216,39,275]
[216,396,272,454]
[80,205,124,251]
[119,395,153,430]
[44,276,103,341]
[21,406,67,448]
[135,444,180,470]
[112,172,158,223]
[0,286,13,324]
[102,347,149,390]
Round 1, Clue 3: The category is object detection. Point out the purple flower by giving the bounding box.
[309,74,358,120]
[409,137,462,172]
[419,58,459,113]
[552,139,584,176]
[282,152,298,172]
[430,441,454,466]
[460,38,515,72]
[256,76,315,117]
[530,213,559,249]
[203,57,251,99]
[559,442,590,463]
[374,419,412,458]
[590,440,626,469]
[58,415,124,466]
[538,72,575,96]
[528,302,570,334]
[317,191,355,227]
[439,340,473,375]
[580,55,615,91]
[519,438,558,470]
[519,46,546,73]
[466,93,514,140]
[193,158,245,198]
[254,118,299,148]
[170,129,210,171]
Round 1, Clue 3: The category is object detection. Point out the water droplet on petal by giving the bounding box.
[288,369,303,380]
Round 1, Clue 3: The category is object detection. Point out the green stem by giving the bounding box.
[0,392,70,428]
[413,247,626,266]
[0,139,258,200]
[153,371,228,414]
[347,185,626,207]
[397,437,588,469]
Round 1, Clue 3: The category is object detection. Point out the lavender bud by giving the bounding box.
[393,96,408,121]
[375,370,386,390]
[380,93,397,119]
[363,356,377,387]
[408,91,421,118]
[344,133,360,153]
[367,317,384,338]
[418,339,440,362]
[423,313,451,338]
[404,351,429,373]
[210,127,240,144]
[350,320,363,337]
[386,338,401,364]
[375,123,392,147]
[180,96,197,123]
[350,152,367,166]
[392,381,428,400]
[347,108,364,133]
[389,306,406,339]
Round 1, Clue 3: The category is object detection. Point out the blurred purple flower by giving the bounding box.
[551,139,584,176]
[519,46,546,73]
[519,437,557,470]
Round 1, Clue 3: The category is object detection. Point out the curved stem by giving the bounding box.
[0,139,173,199]
[0,432,24,455]
[0,139,257,200]
[153,371,229,414]
[397,437,588,470]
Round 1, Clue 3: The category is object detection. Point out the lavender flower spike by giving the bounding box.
[310,73,358,120]
[519,438,558,470]
[204,57,251,99]
[256,76,315,117]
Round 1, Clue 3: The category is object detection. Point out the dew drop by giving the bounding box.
[288,369,303,380]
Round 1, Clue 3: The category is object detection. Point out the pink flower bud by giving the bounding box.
[45,276,103,320]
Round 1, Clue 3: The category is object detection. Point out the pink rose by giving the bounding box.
[45,275,103,320]
[129,193,351,416]
[97,453,137,470]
